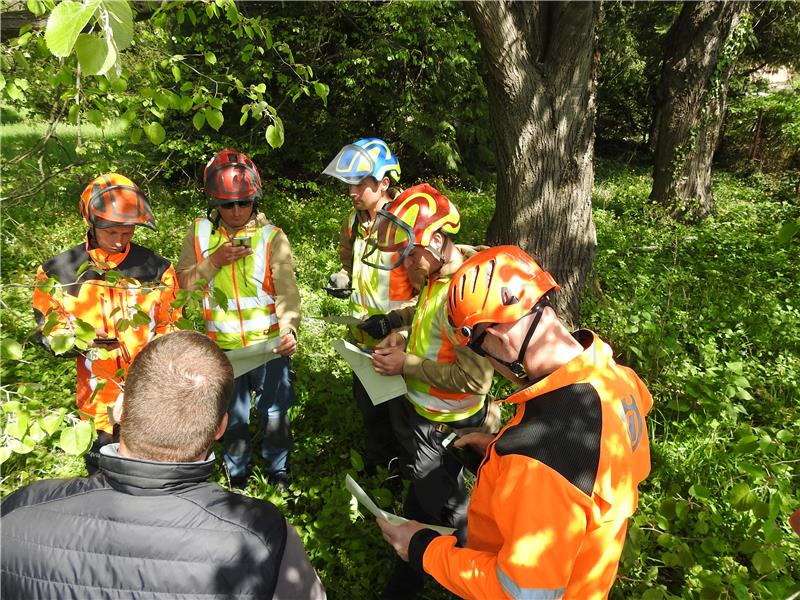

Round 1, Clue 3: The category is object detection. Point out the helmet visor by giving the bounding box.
[90,185,156,230]
[362,209,415,271]
[321,145,376,185]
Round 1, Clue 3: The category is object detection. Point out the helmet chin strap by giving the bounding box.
[487,298,551,381]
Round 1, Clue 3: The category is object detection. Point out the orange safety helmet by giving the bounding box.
[203,149,262,205]
[79,173,156,230]
[363,183,461,270]
[447,245,559,347]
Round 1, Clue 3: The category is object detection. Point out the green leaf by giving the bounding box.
[689,483,710,501]
[751,551,773,574]
[6,410,30,439]
[206,108,224,131]
[171,64,181,82]
[1,338,23,361]
[777,221,799,245]
[45,0,101,57]
[27,421,47,443]
[729,482,753,509]
[175,317,195,330]
[129,127,142,144]
[266,117,284,149]
[212,287,229,309]
[314,82,329,106]
[68,103,80,124]
[349,448,364,471]
[8,437,35,455]
[40,411,66,436]
[50,334,75,355]
[105,0,134,51]
[204,51,217,65]
[58,420,94,455]
[143,122,165,145]
[75,32,116,75]
[0,447,12,464]
[192,110,206,131]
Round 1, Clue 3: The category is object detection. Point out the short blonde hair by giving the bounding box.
[120,331,233,462]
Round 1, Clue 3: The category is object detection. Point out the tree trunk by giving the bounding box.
[465,1,599,326]
[650,0,749,221]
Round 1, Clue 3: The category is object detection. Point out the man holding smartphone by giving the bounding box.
[378,246,653,600]
[177,149,301,492]
[33,173,180,473]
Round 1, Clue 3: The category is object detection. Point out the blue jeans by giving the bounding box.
[223,356,296,478]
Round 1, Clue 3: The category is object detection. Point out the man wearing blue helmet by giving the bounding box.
[322,138,417,475]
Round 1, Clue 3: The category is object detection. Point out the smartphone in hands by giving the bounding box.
[232,236,252,248]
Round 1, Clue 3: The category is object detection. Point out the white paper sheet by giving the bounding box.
[225,338,281,378]
[345,475,456,536]
[331,339,407,405]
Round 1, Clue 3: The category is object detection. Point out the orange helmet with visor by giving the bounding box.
[79,173,156,230]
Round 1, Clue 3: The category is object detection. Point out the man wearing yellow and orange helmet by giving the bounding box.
[176,149,301,492]
[33,173,180,473]
[378,246,653,600]
[359,183,498,600]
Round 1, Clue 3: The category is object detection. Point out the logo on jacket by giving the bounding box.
[620,394,643,451]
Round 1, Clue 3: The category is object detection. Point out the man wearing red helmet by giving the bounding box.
[177,149,301,491]
[359,184,498,599]
[33,173,180,473]
[378,246,653,600]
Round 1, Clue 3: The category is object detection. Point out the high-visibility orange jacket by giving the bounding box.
[32,238,180,434]
[409,330,652,600]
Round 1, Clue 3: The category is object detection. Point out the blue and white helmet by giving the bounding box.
[322,138,401,184]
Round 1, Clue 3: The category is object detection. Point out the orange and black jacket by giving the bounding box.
[32,236,180,434]
[408,330,653,600]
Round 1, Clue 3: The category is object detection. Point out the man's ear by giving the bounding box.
[379,176,391,192]
[430,231,445,251]
[213,413,228,441]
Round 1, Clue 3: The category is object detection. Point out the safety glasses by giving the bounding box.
[219,200,254,209]
[361,209,415,271]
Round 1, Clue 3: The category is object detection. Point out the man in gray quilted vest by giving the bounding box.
[0,330,325,599]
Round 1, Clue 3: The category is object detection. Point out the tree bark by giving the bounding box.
[465,1,599,325]
[650,0,748,221]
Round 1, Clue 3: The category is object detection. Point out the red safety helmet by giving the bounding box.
[203,149,262,205]
[79,173,156,230]
[447,246,559,347]
[363,183,460,270]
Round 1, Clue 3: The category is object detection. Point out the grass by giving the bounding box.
[1,122,799,599]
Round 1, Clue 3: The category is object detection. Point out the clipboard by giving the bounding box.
[332,339,407,405]
[225,338,281,378]
[345,475,455,536]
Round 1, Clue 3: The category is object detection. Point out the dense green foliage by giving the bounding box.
[2,114,799,595]
[2,0,800,597]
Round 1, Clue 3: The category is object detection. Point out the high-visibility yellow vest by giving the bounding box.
[193,218,280,350]
[347,211,415,346]
[405,275,485,422]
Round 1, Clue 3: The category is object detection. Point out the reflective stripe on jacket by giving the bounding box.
[32,238,179,433]
[405,275,484,421]
[346,211,415,347]
[416,330,653,600]
[193,218,280,350]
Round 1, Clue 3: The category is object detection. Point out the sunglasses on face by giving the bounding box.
[220,200,254,209]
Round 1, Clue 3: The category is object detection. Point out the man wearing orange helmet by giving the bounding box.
[360,184,497,599]
[33,173,180,473]
[321,138,417,475]
[177,149,301,491]
[377,246,653,600]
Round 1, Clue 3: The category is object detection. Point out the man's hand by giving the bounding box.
[210,242,252,268]
[454,432,495,455]
[325,272,352,299]
[377,518,428,562]
[271,332,297,357]
[375,332,406,350]
[372,344,405,376]
[92,330,120,351]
